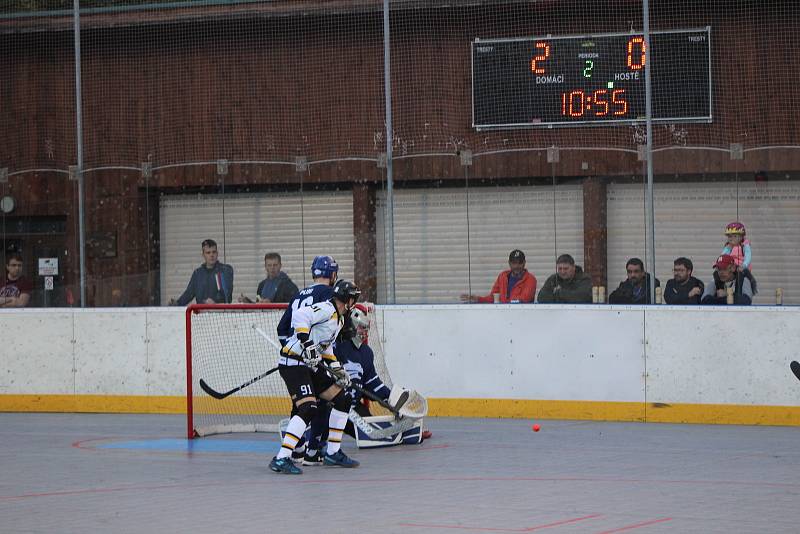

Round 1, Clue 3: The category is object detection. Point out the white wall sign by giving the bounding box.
[38,258,59,276]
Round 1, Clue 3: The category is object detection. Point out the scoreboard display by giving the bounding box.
[471,27,711,129]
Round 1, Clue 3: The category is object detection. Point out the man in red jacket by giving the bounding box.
[460,249,537,303]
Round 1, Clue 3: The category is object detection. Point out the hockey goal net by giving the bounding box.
[186,302,393,438]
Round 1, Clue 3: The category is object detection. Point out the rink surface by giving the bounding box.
[2,413,799,533]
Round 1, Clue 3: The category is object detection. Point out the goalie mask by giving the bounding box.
[349,303,370,347]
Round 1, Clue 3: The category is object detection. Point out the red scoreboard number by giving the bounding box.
[530,37,647,118]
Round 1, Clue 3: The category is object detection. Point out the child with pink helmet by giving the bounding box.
[721,221,752,271]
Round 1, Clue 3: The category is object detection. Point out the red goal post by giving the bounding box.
[185,302,392,439]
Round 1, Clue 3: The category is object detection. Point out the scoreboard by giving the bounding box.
[471,27,712,129]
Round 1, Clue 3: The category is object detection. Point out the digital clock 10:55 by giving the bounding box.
[471,28,712,129]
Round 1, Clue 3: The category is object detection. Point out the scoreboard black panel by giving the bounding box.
[471,27,711,129]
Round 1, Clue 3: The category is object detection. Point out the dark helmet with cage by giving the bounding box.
[331,279,361,309]
[310,255,339,283]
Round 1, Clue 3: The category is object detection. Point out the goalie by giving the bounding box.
[299,303,430,464]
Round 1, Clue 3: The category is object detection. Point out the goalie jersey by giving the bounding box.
[335,337,390,402]
[276,283,334,345]
[279,300,344,367]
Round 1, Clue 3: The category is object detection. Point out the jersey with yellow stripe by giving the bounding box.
[280,300,343,366]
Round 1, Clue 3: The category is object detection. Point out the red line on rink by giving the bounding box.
[596,517,672,533]
[399,514,603,532]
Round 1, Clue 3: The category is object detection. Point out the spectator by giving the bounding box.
[0,253,32,307]
[536,254,593,303]
[169,239,234,305]
[721,221,752,271]
[239,252,298,304]
[663,257,704,305]
[701,254,754,305]
[460,249,536,304]
[608,257,660,304]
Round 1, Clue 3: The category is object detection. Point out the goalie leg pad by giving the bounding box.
[400,419,424,444]
[352,415,423,449]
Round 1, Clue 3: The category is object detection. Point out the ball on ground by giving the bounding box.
[532,424,540,432]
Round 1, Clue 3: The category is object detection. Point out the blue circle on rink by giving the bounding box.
[97,438,280,453]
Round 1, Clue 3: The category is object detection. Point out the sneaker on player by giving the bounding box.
[302,450,324,466]
[291,449,305,464]
[269,456,303,475]
[323,450,360,468]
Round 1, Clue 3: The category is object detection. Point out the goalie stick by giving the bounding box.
[791,361,800,382]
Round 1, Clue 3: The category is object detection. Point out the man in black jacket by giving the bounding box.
[663,257,704,304]
[240,252,299,304]
[608,257,660,304]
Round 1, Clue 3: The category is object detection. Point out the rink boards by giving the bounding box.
[1,305,799,425]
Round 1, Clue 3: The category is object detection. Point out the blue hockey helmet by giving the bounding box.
[310,255,339,279]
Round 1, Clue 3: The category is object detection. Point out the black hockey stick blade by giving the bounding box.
[199,366,280,400]
[198,378,228,400]
[791,361,800,382]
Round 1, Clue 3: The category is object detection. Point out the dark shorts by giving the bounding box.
[279,365,337,405]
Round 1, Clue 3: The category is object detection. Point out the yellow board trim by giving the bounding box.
[2,395,800,426]
[428,398,800,426]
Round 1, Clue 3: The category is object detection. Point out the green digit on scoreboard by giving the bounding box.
[583,60,594,78]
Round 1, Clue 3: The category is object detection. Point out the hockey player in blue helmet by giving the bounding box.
[276,256,339,346]
[273,255,341,466]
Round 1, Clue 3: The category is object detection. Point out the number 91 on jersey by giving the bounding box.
[471,27,711,129]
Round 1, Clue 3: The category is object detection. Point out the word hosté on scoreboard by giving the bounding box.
[532,36,646,119]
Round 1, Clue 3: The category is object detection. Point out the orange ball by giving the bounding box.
[532,424,540,432]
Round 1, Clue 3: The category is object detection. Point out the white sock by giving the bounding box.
[325,408,349,455]
[277,415,308,459]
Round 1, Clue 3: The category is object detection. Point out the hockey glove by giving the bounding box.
[328,361,351,388]
[301,340,321,368]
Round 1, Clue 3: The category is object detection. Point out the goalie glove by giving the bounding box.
[328,361,351,388]
[301,340,321,368]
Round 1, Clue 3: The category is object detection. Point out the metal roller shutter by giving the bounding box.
[159,192,354,305]
[376,185,584,303]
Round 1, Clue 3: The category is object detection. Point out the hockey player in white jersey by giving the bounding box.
[269,279,362,474]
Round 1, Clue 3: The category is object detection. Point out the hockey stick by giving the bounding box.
[197,325,285,400]
[199,368,279,400]
[791,361,800,382]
